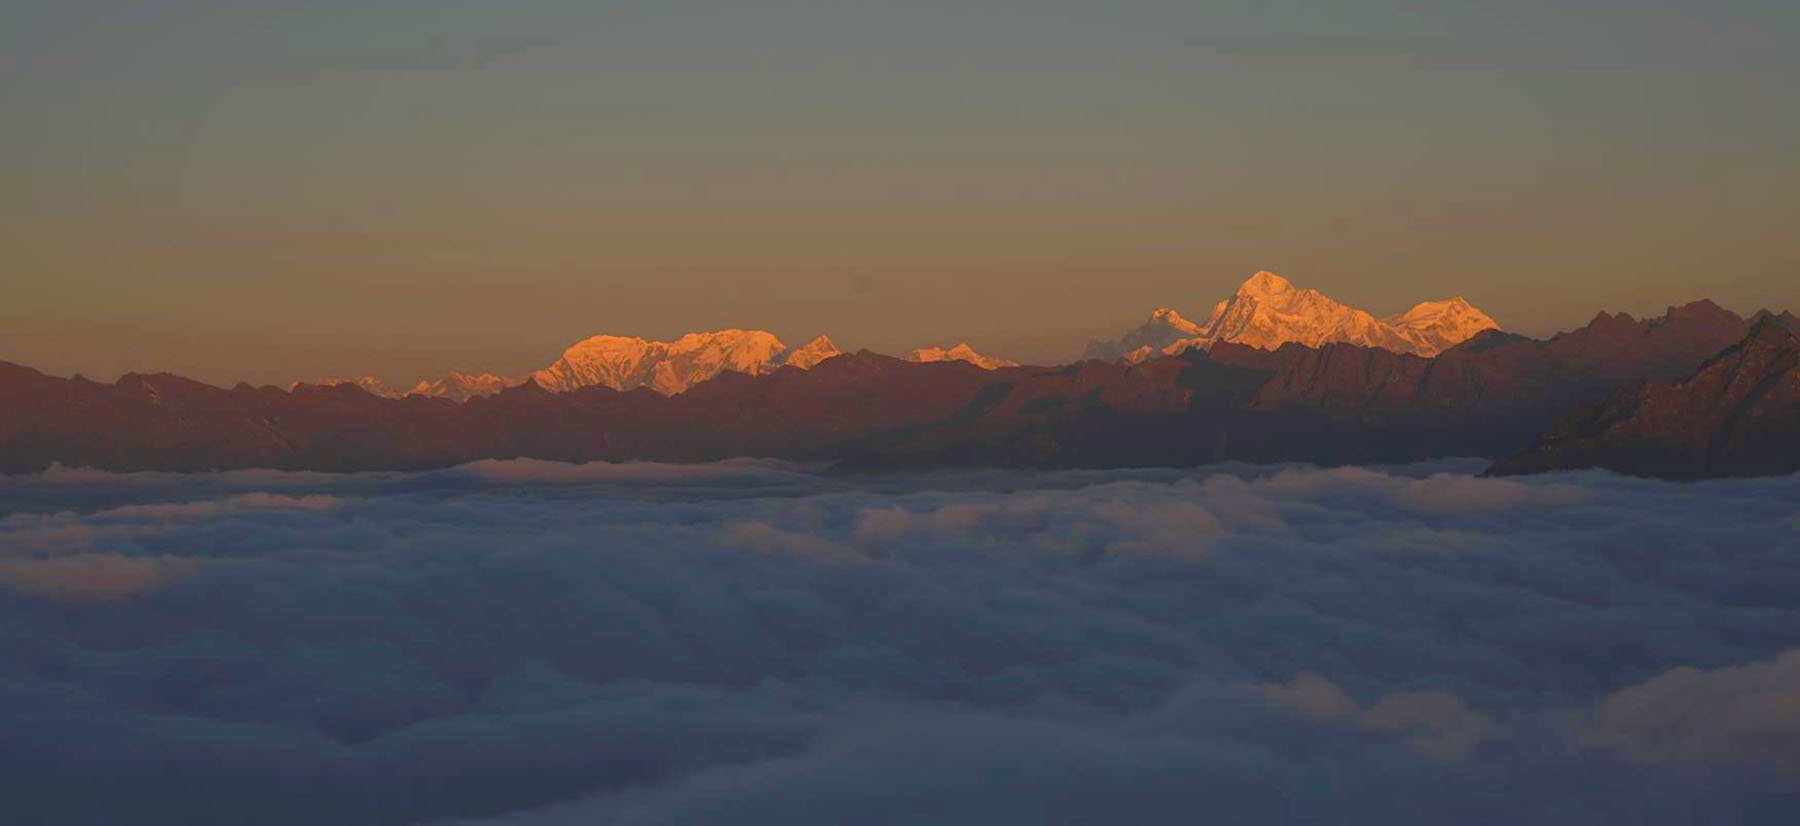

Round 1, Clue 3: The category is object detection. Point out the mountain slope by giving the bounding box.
[1087,271,1499,360]
[1490,319,1800,479]
[1181,300,1762,456]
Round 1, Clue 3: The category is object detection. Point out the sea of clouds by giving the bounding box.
[2,459,1797,824]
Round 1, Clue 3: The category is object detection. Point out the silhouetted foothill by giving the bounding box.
[1492,317,1800,480]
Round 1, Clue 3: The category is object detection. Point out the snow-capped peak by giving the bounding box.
[1384,297,1487,329]
[1378,297,1501,358]
[777,335,842,370]
[524,328,853,395]
[303,327,850,402]
[408,371,524,403]
[1083,306,1205,363]
[1235,270,1298,300]
[531,329,789,395]
[1086,271,1501,362]
[908,343,1019,370]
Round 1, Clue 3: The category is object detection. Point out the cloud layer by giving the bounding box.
[2,461,1797,824]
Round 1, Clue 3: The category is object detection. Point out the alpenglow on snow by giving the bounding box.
[1084,271,1499,363]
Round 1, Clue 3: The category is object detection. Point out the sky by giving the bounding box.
[2,0,1797,386]
[3,459,1798,823]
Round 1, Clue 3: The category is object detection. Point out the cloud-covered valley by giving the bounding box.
[2,460,1797,824]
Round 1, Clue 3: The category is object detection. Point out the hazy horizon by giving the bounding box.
[5,0,1797,386]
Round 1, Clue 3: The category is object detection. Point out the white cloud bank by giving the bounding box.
[0,460,1796,824]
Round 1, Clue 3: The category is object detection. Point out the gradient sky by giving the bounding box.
[3,0,1796,386]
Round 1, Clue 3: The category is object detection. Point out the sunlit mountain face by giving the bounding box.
[3,461,1797,824]
[312,330,845,400]
[1084,271,1501,363]
[306,271,1485,400]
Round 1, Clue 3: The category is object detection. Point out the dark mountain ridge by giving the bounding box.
[0,301,1788,475]
[1490,317,1800,479]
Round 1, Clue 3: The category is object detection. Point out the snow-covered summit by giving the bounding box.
[777,335,843,370]
[297,328,845,402]
[1235,270,1300,301]
[907,343,1019,370]
[1194,270,1405,352]
[1085,271,1500,361]
[409,371,524,403]
[292,375,404,398]
[531,329,791,395]
[1082,307,1203,363]
[1381,297,1500,355]
[528,328,844,395]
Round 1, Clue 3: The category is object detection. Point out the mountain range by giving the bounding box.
[528,330,816,395]
[314,331,1020,402]
[3,287,1792,479]
[309,331,846,400]
[311,272,1495,402]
